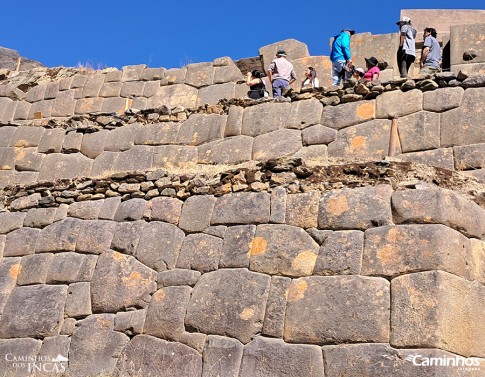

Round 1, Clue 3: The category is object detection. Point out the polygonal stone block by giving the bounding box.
[177,114,227,146]
[376,89,423,118]
[211,192,270,225]
[322,100,375,130]
[252,128,302,160]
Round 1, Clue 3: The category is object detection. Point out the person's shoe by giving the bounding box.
[281,88,292,97]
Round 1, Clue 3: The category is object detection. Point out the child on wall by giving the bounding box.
[363,57,380,81]
[301,67,319,90]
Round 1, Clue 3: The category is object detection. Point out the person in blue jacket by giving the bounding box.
[330,28,355,85]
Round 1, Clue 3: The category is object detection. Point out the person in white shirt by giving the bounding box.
[301,67,320,90]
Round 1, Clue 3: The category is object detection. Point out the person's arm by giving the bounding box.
[372,72,379,81]
[420,45,430,67]
[399,26,406,46]
[246,72,260,86]
[342,34,352,63]
[289,69,296,85]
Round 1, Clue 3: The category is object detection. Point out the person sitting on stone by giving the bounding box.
[363,56,380,81]
[246,70,268,100]
[301,67,320,90]
[267,49,297,101]
[420,27,441,75]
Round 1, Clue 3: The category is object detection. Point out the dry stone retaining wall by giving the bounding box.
[0,182,484,376]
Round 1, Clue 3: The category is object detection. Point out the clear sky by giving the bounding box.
[2,1,483,70]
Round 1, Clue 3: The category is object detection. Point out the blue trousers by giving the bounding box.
[272,78,289,97]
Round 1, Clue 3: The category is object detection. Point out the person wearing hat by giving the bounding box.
[330,28,355,85]
[267,49,297,101]
[419,27,441,74]
[396,16,417,78]
[352,67,365,80]
[363,56,380,81]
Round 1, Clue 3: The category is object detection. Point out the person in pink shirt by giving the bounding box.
[363,56,380,81]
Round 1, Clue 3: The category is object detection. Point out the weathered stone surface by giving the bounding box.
[68,200,104,220]
[158,269,201,287]
[441,88,485,146]
[293,145,328,162]
[111,220,145,255]
[62,131,82,152]
[135,221,185,271]
[65,282,91,318]
[318,185,393,230]
[185,62,215,88]
[140,67,165,81]
[152,145,198,169]
[285,276,390,344]
[114,198,147,221]
[176,233,223,272]
[214,61,242,83]
[249,224,319,277]
[287,98,323,129]
[36,218,81,253]
[25,84,47,102]
[450,23,485,65]
[115,335,202,377]
[423,87,464,112]
[211,192,270,225]
[314,230,364,275]
[470,239,485,284]
[113,145,153,173]
[392,187,485,239]
[0,285,67,338]
[253,128,302,160]
[219,225,256,268]
[0,170,38,187]
[225,105,243,137]
[46,252,92,283]
[0,234,4,257]
[322,100,376,130]
[160,67,187,85]
[99,197,122,220]
[120,81,145,97]
[80,129,108,158]
[186,269,271,343]
[0,146,16,170]
[259,38,310,71]
[454,143,485,170]
[376,89,423,118]
[4,227,39,256]
[50,89,76,117]
[399,148,455,170]
[328,119,396,159]
[262,276,291,338]
[69,314,129,377]
[202,335,243,377]
[101,97,131,114]
[197,82,235,105]
[0,338,42,375]
[241,102,291,137]
[363,224,471,279]
[177,113,226,146]
[9,126,44,148]
[0,257,20,314]
[134,122,180,145]
[75,97,104,114]
[391,271,485,357]
[398,111,440,153]
[121,64,146,81]
[82,74,104,97]
[179,195,217,232]
[104,123,138,152]
[91,251,157,312]
[0,126,16,147]
[147,84,198,108]
[239,337,324,377]
[198,135,253,164]
[38,153,92,181]
[10,193,41,211]
[144,286,191,340]
[37,128,66,154]
[270,186,286,224]
[302,124,337,145]
[13,100,31,120]
[0,98,16,123]
[114,309,146,336]
[99,81,123,97]
[144,196,182,224]
[36,335,70,375]
[285,192,320,228]
[76,220,115,254]
[17,253,53,285]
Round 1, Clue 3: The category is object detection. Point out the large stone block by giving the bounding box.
[62,131,82,152]
[157,269,201,288]
[197,82,235,106]
[13,100,31,120]
[314,230,364,275]
[0,126,16,147]
[115,335,202,377]
[46,252,95,283]
[38,128,66,153]
[241,102,291,137]
[186,269,271,344]
[322,100,376,130]
[327,119,396,159]
[391,271,485,357]
[363,224,471,279]
[65,282,92,318]
[69,314,129,377]
[259,39,310,71]
[9,125,44,148]
[285,275,390,344]
[211,192,270,225]
[147,83,198,109]
[249,224,319,277]
[14,147,44,171]
[17,253,53,285]
[143,286,191,340]
[318,185,393,230]
[114,199,147,222]
[351,32,399,72]
[4,227,39,256]
[91,251,157,312]
[134,122,180,145]
[177,113,227,146]
[121,64,147,81]
[198,135,253,164]
[0,212,26,234]
[287,98,323,129]
[99,81,122,97]
[113,145,153,173]
[104,123,138,152]
[470,239,485,284]
[76,220,115,254]
[302,124,337,145]
[0,338,42,376]
[376,89,423,118]
[262,276,291,338]
[25,83,47,102]
[0,285,67,338]
[240,337,324,377]
[152,145,198,169]
[0,147,15,170]
[0,98,17,123]
[110,220,145,255]
[285,192,320,228]
[441,88,485,146]
[160,67,187,85]
[252,128,302,160]
[120,81,145,98]
[80,129,108,158]
[179,195,217,232]
[392,187,485,239]
[219,225,255,268]
[185,62,215,88]
[75,97,104,114]
[270,186,286,224]
[450,23,485,65]
[214,64,242,84]
[176,233,223,272]
[454,143,485,170]
[68,200,103,220]
[144,196,182,224]
[225,105,243,137]
[0,257,21,314]
[398,111,440,153]
[135,221,185,272]
[38,153,93,181]
[82,74,105,98]
[102,97,131,114]
[36,218,81,253]
[398,148,455,170]
[114,309,146,336]
[423,87,464,112]
[202,335,243,377]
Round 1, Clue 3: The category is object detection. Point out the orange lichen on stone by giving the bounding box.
[153,289,166,302]
[327,194,350,216]
[350,135,366,150]
[286,279,308,302]
[250,237,267,256]
[13,140,29,148]
[239,307,255,320]
[356,102,375,120]
[292,251,317,276]
[9,264,20,279]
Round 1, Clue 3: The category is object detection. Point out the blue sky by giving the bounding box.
[2,1,484,70]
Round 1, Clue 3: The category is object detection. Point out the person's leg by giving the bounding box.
[400,53,408,78]
[397,48,404,77]
[272,80,281,98]
[332,61,345,85]
[405,54,415,77]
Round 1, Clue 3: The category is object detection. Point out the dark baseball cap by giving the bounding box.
[342,29,355,35]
